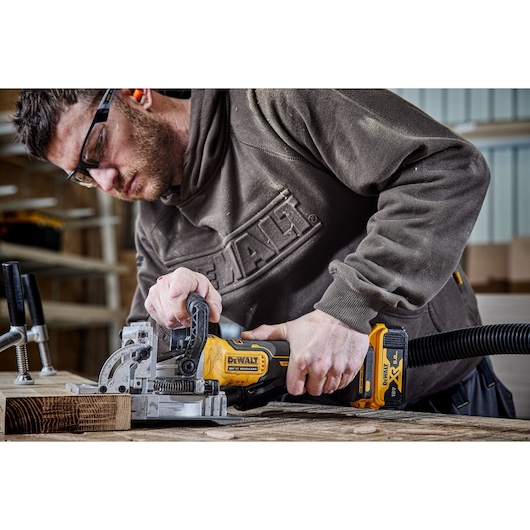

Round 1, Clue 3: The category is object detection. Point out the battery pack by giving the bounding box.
[351,324,408,410]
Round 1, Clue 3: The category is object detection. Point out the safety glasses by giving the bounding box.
[66,89,118,188]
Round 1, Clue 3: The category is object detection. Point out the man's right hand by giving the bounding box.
[241,309,369,397]
[144,267,222,329]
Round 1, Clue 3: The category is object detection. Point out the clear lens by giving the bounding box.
[68,171,97,188]
[81,121,118,167]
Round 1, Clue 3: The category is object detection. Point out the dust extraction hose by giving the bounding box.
[408,323,530,368]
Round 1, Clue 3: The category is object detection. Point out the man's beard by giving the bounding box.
[115,99,187,202]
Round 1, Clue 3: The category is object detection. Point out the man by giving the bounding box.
[12,88,516,417]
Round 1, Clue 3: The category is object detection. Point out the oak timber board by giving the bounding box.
[0,371,130,434]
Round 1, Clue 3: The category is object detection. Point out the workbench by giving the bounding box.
[2,371,527,530]
[1,371,529,441]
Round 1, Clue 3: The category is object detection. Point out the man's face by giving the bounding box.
[47,93,185,201]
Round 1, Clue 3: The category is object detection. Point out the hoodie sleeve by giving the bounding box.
[252,89,490,333]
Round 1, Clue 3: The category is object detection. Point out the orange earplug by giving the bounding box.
[131,89,144,101]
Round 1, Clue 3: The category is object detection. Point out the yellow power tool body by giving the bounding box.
[202,336,290,387]
[199,322,408,411]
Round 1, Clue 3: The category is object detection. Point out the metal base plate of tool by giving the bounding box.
[0,370,268,435]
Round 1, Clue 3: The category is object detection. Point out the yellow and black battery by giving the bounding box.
[351,324,408,409]
[0,211,64,251]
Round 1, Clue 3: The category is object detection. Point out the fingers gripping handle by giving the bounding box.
[3,261,26,327]
[165,293,210,374]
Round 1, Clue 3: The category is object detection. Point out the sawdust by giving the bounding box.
[204,429,237,440]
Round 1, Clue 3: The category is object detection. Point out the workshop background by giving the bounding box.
[1,89,529,417]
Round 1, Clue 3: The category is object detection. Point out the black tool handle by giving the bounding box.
[2,261,26,327]
[161,293,210,373]
[22,273,46,326]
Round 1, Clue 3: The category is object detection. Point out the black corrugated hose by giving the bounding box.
[408,323,530,368]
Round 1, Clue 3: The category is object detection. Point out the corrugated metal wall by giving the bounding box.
[392,89,530,244]
[393,89,530,125]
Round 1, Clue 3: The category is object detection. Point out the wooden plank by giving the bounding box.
[2,402,529,442]
[2,371,528,441]
[0,371,130,434]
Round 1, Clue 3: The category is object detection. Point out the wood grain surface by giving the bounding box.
[1,370,529,441]
[0,371,130,434]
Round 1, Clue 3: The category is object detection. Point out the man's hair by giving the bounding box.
[11,89,105,161]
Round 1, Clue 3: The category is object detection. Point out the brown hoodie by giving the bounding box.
[129,89,490,403]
